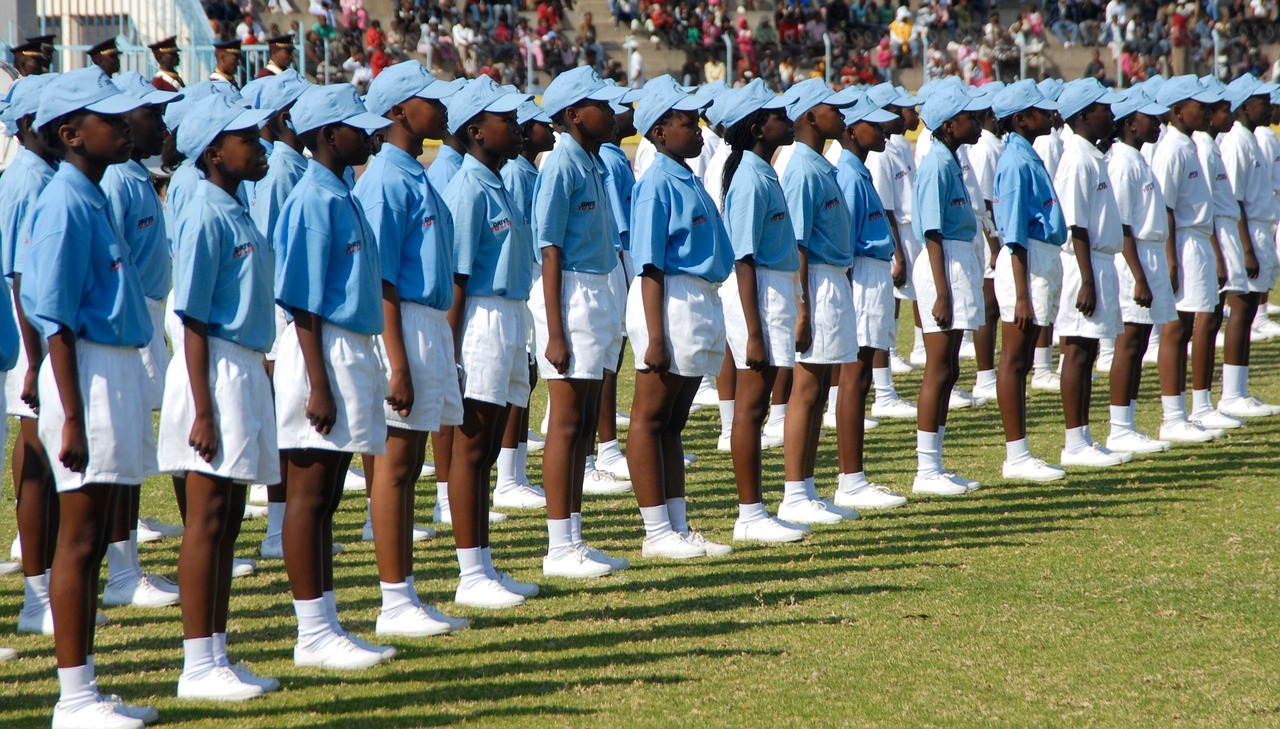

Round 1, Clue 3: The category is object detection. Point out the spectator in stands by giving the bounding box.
[779,53,799,88]
[342,0,369,30]
[875,36,892,80]
[344,44,374,92]
[1083,47,1113,85]
[736,16,756,68]
[366,19,387,51]
[704,51,727,82]
[755,17,779,53]
[1049,0,1082,46]
[577,12,606,64]
[888,5,915,67]
[236,14,264,43]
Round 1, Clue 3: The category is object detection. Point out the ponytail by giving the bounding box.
[719,107,771,207]
[160,131,185,175]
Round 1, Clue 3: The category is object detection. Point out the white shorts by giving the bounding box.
[38,341,158,491]
[275,321,388,454]
[626,272,726,377]
[139,297,170,411]
[994,240,1063,327]
[459,296,532,408]
[1217,218,1247,295]
[1246,220,1278,294]
[266,305,288,362]
[722,266,800,370]
[979,227,998,281]
[851,256,896,351]
[158,336,280,484]
[1055,249,1122,339]
[797,263,858,365]
[1117,241,1177,326]
[164,290,184,355]
[377,302,464,431]
[621,249,636,282]
[608,256,630,334]
[913,239,984,333]
[5,313,44,419]
[529,269,624,381]
[893,225,921,301]
[1174,228,1219,313]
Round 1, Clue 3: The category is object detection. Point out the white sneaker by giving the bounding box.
[870,395,917,419]
[539,409,550,436]
[583,467,632,495]
[420,461,437,477]
[615,412,630,429]
[412,524,435,541]
[242,503,268,519]
[542,548,613,578]
[376,605,457,636]
[908,344,928,367]
[135,522,164,544]
[343,632,395,660]
[139,516,183,540]
[0,647,14,662]
[596,452,631,480]
[911,473,969,496]
[865,417,880,430]
[0,561,18,576]
[684,453,698,466]
[9,535,19,560]
[822,410,838,429]
[177,666,264,701]
[248,484,269,504]
[52,698,146,729]
[494,483,547,509]
[820,498,859,519]
[583,545,630,571]
[260,535,283,559]
[103,574,181,608]
[642,531,706,559]
[526,431,546,452]
[17,603,53,634]
[943,471,981,491]
[455,579,526,609]
[971,381,998,402]
[949,387,987,409]
[760,431,785,450]
[1002,457,1067,482]
[716,433,733,451]
[227,661,280,692]
[732,516,808,543]
[433,502,509,524]
[294,633,386,670]
[1193,409,1245,430]
[1030,370,1061,391]
[682,530,733,556]
[231,558,256,578]
[889,349,917,373]
[343,467,366,492]
[1106,431,1172,454]
[98,694,158,723]
[1095,351,1113,373]
[493,571,540,598]
[1159,421,1220,443]
[1059,443,1128,468]
[834,483,908,510]
[421,604,471,631]
[776,498,845,525]
[958,339,976,359]
[1218,396,1280,418]
[693,377,720,405]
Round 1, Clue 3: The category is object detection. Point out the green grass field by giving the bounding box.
[1,329,1279,728]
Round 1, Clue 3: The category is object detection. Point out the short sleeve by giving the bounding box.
[913,158,945,236]
[994,164,1031,248]
[1218,140,1247,203]
[1107,161,1140,227]
[531,159,574,250]
[1054,154,1091,229]
[867,151,896,212]
[173,209,222,325]
[25,201,89,338]
[629,178,670,274]
[725,178,766,261]
[446,178,485,277]
[274,199,330,316]
[1150,145,1181,207]
[355,178,408,286]
[781,165,816,247]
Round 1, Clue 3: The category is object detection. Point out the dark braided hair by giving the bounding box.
[720,107,774,208]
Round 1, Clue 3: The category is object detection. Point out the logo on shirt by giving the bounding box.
[422,215,437,229]
[491,217,512,234]
[769,211,787,222]
[1188,170,1200,179]
[949,198,967,208]
[894,170,909,180]
[136,215,155,231]
[1144,182,1157,193]
[692,214,708,226]
[868,210,885,222]
[578,200,597,212]
[232,242,255,259]
[1097,181,1109,191]
[1043,197,1058,211]
[345,241,363,255]
[822,197,841,211]
[109,257,123,272]
[1214,173,1227,183]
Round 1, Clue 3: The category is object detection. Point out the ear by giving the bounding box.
[58,121,82,149]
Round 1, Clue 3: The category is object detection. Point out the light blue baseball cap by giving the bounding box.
[919,85,989,130]
[541,66,629,118]
[1223,74,1278,111]
[969,81,1005,101]
[1155,74,1222,107]
[164,80,242,130]
[446,75,530,135]
[867,82,915,109]
[291,83,391,134]
[991,79,1059,119]
[364,60,464,118]
[35,66,146,131]
[916,76,964,102]
[113,70,182,106]
[241,69,311,114]
[175,93,273,159]
[782,77,857,121]
[1037,78,1065,102]
[694,80,730,104]
[634,74,710,136]
[1,73,57,132]
[603,78,645,107]
[718,78,789,129]
[1057,78,1124,120]
[840,90,898,126]
[517,98,551,125]
[1111,87,1168,119]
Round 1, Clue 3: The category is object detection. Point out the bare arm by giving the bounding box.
[886,210,907,287]
[292,309,336,434]
[1118,223,1152,308]
[1237,201,1259,279]
[1165,208,1180,293]
[1069,224,1097,316]
[1009,245,1033,330]
[639,268,669,374]
[794,246,812,354]
[46,328,87,473]
[183,318,219,462]
[541,246,569,374]
[735,257,768,370]
[12,274,44,412]
[925,231,952,330]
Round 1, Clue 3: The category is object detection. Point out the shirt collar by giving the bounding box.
[792,142,835,172]
[15,147,55,177]
[558,132,603,174]
[837,148,871,179]
[741,149,779,181]
[458,153,503,190]
[1062,126,1104,159]
[511,155,538,174]
[306,158,353,195]
[58,163,107,210]
[117,158,151,181]
[379,143,427,178]
[196,178,247,212]
[650,151,694,181]
[271,140,307,167]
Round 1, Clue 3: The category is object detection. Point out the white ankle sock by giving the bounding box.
[975,369,997,390]
[803,476,819,500]
[1191,388,1213,418]
[825,386,838,417]
[766,403,787,430]
[547,518,573,557]
[56,663,95,708]
[182,637,215,679]
[639,505,674,541]
[837,471,869,494]
[1005,438,1031,465]
[515,443,530,486]
[872,367,895,403]
[321,590,342,633]
[405,575,423,606]
[937,425,947,470]
[1222,363,1245,401]
[597,439,624,466]
[1110,404,1133,438]
[23,572,48,612]
[265,502,285,542]
[1162,394,1187,426]
[665,497,688,533]
[212,632,229,667]
[437,482,450,511]
[570,512,584,548]
[1240,365,1252,398]
[1064,426,1089,453]
[456,549,486,590]
[1099,338,1115,360]
[737,501,769,523]
[913,327,925,352]
[105,539,138,585]
[380,581,415,613]
[1033,346,1052,374]
[479,545,499,578]
[495,448,519,491]
[781,480,809,509]
[293,597,331,647]
[718,400,735,436]
[916,430,940,478]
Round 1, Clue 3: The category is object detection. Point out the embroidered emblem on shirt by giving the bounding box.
[232,242,255,259]
[423,215,437,229]
[578,201,597,211]
[950,198,967,207]
[823,197,841,211]
[692,214,708,226]
[1188,170,1199,179]
[491,218,512,234]
[345,241,362,255]
[136,216,155,230]
[109,257,123,272]
[769,211,787,222]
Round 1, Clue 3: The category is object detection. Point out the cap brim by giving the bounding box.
[141,89,182,105]
[585,84,629,103]
[617,88,645,104]
[671,96,712,113]
[826,88,862,107]
[1033,98,1060,112]
[608,101,629,114]
[861,107,898,123]
[341,110,394,131]
[762,96,789,111]
[84,93,147,117]
[962,97,991,112]
[1190,90,1223,103]
[417,77,466,101]
[1138,102,1170,115]
[483,93,532,116]
[225,106,275,133]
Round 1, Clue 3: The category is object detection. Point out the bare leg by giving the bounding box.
[50,484,119,667]
[731,366,779,505]
[997,321,1040,441]
[836,348,875,474]
[369,428,426,584]
[282,449,348,600]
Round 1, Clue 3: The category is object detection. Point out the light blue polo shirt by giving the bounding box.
[835,150,895,261]
[501,154,539,225]
[599,142,635,252]
[103,159,171,301]
[782,143,853,267]
[22,164,153,347]
[173,180,276,353]
[354,143,455,311]
[165,161,202,256]
[0,148,56,279]
[251,140,308,240]
[0,291,17,371]
[630,153,733,283]
[445,154,534,300]
[993,133,1067,249]
[427,144,464,192]
[913,140,978,243]
[274,160,384,336]
[531,134,620,274]
[724,150,799,271]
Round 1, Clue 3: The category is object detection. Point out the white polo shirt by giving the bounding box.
[1193,130,1239,222]
[1253,125,1280,222]
[1218,122,1272,223]
[1151,125,1213,233]
[1106,141,1168,244]
[1055,126,1122,255]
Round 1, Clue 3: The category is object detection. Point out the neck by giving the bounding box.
[1169,118,1195,136]
[206,167,242,197]
[749,141,778,162]
[442,135,465,155]
[162,65,179,74]
[521,148,541,163]
[656,145,689,166]
[66,153,108,185]
[469,144,505,174]
[1119,135,1142,149]
[795,123,828,153]
[386,125,425,156]
[939,132,963,153]
[1239,117,1256,131]
[567,125,601,155]
[312,146,347,179]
